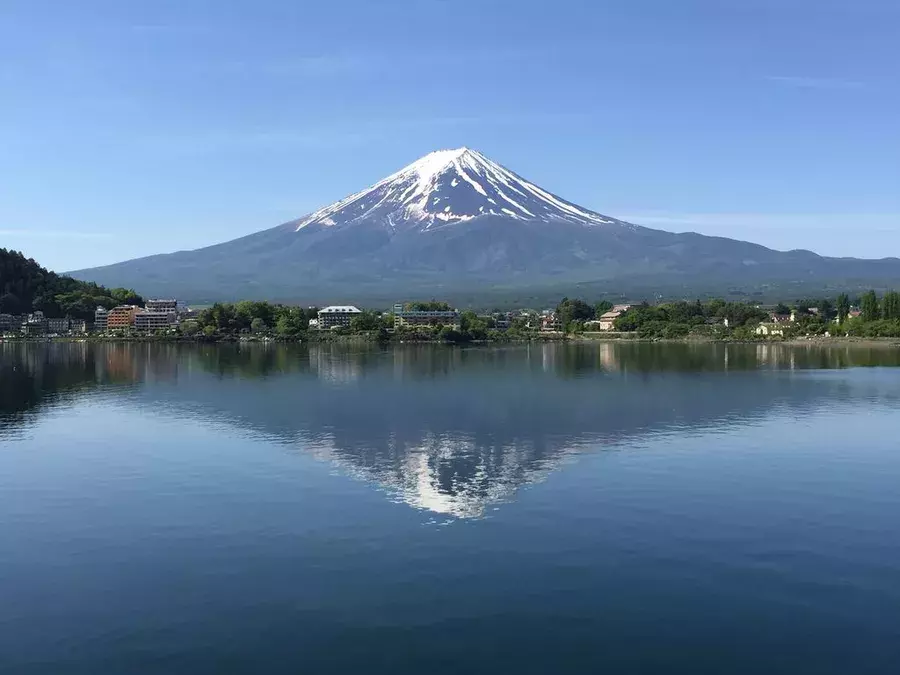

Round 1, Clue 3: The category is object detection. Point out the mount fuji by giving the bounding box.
[71,148,900,302]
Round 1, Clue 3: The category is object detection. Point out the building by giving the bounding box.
[22,313,47,336]
[145,299,178,313]
[307,318,320,330]
[106,305,141,330]
[317,305,362,330]
[134,310,176,331]
[492,313,512,330]
[47,317,69,334]
[0,314,24,333]
[594,304,632,331]
[94,307,109,332]
[755,323,785,337]
[540,312,562,332]
[70,319,88,334]
[392,304,460,330]
[769,312,794,323]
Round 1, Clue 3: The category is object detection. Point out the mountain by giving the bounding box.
[70,148,900,303]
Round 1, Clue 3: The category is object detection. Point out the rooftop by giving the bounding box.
[319,306,362,314]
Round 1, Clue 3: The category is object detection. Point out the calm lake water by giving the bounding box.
[2,341,900,674]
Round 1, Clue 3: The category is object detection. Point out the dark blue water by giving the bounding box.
[2,342,900,674]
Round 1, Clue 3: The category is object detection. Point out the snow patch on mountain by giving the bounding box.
[295,147,629,232]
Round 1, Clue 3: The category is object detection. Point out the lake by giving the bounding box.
[2,341,900,674]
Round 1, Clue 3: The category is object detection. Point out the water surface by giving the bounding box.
[2,342,900,674]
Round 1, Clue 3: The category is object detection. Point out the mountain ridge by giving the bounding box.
[69,148,900,303]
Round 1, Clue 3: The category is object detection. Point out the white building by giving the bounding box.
[594,305,632,331]
[755,323,785,337]
[145,299,178,313]
[94,307,109,332]
[317,305,362,330]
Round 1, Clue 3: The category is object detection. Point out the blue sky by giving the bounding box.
[2,0,898,272]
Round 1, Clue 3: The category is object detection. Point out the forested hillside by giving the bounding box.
[0,248,143,320]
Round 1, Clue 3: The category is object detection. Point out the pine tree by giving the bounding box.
[861,290,880,322]
[836,293,851,324]
[882,291,900,320]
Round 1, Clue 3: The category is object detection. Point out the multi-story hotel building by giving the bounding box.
[317,306,362,330]
[392,303,460,330]
[145,299,178,313]
[134,311,176,331]
[106,305,140,330]
[94,307,109,332]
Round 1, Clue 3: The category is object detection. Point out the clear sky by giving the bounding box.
[2,0,898,272]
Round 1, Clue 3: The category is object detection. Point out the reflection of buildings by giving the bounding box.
[308,345,364,384]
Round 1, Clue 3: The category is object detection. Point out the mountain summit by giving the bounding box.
[70,148,900,302]
[295,147,627,232]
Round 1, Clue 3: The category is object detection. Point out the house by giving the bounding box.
[317,305,362,330]
[755,323,785,337]
[307,318,320,330]
[540,312,562,332]
[769,312,794,323]
[392,303,460,329]
[492,313,512,330]
[594,305,632,331]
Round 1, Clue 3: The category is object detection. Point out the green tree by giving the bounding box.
[774,303,791,316]
[861,290,880,322]
[818,298,835,323]
[882,291,900,320]
[460,311,490,339]
[836,293,851,324]
[250,317,268,333]
[556,297,594,330]
[110,288,144,306]
[594,300,613,316]
[407,301,452,311]
[274,310,308,336]
[349,311,381,332]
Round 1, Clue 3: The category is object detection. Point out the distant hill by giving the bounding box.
[0,248,143,320]
[69,148,900,304]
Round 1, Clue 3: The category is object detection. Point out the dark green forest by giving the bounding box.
[0,248,143,320]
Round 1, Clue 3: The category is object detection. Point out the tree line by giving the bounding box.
[0,248,144,320]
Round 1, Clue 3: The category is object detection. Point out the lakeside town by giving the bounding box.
[3,292,899,342]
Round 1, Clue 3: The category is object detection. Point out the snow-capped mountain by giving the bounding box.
[294,147,629,232]
[70,148,900,302]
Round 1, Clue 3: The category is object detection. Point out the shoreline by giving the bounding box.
[3,335,900,349]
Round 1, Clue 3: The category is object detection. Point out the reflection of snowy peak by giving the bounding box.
[295,147,629,232]
[307,433,574,519]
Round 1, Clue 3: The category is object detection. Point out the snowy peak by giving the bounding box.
[295,147,627,232]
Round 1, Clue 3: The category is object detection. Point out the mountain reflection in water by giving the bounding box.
[3,341,900,518]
